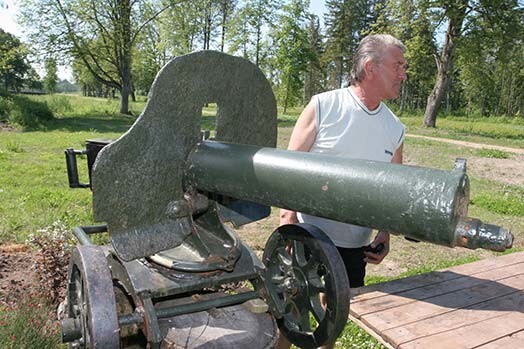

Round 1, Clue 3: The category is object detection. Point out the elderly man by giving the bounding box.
[278,33,407,349]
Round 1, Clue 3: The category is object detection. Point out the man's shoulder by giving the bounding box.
[381,104,406,132]
[381,104,402,121]
[314,88,348,101]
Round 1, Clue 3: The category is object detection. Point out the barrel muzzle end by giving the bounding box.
[455,217,513,252]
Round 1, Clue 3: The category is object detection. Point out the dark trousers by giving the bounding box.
[336,246,367,288]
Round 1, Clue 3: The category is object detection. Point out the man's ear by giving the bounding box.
[363,59,375,77]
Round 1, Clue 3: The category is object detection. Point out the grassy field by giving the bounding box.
[1,94,523,348]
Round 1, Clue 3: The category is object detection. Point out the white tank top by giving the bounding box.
[297,87,405,248]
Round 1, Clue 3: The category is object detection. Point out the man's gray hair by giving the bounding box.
[350,34,405,84]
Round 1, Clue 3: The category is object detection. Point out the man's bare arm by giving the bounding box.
[279,100,317,225]
[391,142,403,164]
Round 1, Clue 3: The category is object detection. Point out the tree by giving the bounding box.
[422,0,468,127]
[44,58,58,93]
[324,0,375,89]
[158,1,201,56]
[456,0,524,117]
[422,0,522,126]
[218,0,237,52]
[369,0,437,113]
[73,57,112,98]
[228,0,278,67]
[133,3,171,95]
[19,0,169,115]
[0,29,32,92]
[272,0,313,112]
[303,15,326,102]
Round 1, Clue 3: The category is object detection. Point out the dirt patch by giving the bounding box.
[467,155,524,186]
[406,134,524,186]
[0,244,40,305]
[0,121,16,132]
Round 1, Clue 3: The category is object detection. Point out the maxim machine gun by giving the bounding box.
[62,52,513,349]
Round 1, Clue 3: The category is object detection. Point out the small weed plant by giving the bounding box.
[27,221,75,304]
[6,141,24,153]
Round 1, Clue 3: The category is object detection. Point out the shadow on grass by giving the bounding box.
[22,113,293,134]
[43,114,223,134]
[43,114,136,133]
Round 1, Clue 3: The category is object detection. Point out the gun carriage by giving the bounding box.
[61,51,513,349]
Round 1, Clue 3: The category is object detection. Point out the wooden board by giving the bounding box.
[349,252,524,349]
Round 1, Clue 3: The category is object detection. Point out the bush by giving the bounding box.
[47,95,73,115]
[9,95,54,127]
[0,94,11,121]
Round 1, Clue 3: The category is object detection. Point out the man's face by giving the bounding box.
[376,46,407,100]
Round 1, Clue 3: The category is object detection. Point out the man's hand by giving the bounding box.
[364,230,390,264]
[280,208,299,226]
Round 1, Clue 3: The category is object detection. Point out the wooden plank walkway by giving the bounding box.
[349,252,524,349]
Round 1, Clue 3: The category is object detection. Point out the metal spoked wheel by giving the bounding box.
[62,245,119,348]
[263,223,350,349]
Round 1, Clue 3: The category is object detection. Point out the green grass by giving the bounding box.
[2,94,524,348]
[475,148,510,159]
[25,93,147,118]
[0,115,135,243]
[472,189,524,216]
[366,254,483,285]
[0,297,64,349]
[401,115,524,148]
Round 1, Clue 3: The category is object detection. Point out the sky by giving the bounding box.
[310,0,327,22]
[0,0,19,37]
[0,0,328,81]
[0,0,328,38]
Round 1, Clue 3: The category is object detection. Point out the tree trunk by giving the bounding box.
[119,0,132,115]
[220,0,228,52]
[131,82,136,102]
[120,48,132,114]
[400,81,406,114]
[305,66,314,103]
[120,83,130,115]
[338,45,343,88]
[283,73,290,114]
[423,2,467,127]
[255,26,261,67]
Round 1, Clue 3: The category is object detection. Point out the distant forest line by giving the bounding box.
[1,0,522,124]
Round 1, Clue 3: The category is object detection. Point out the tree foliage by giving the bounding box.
[323,0,380,89]
[419,0,524,126]
[44,58,58,93]
[303,15,326,101]
[271,0,314,112]
[456,0,524,117]
[370,0,437,113]
[19,0,168,114]
[16,0,524,117]
[228,0,278,67]
[0,29,33,92]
